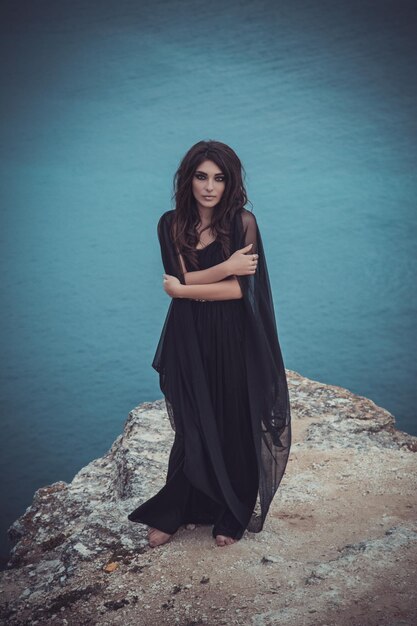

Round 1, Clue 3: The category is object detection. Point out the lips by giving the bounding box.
[203,196,215,199]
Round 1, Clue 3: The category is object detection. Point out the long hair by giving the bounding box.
[170,140,253,268]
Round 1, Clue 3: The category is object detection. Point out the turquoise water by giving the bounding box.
[1,0,416,565]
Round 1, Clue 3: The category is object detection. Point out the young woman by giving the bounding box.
[128,140,291,548]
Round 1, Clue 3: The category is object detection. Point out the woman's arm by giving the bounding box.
[179,243,257,286]
[167,238,257,300]
[176,276,243,301]
[183,261,231,285]
[178,276,242,300]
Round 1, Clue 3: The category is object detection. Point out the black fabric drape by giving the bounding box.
[152,208,291,533]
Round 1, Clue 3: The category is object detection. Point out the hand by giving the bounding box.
[226,243,259,276]
[163,274,182,298]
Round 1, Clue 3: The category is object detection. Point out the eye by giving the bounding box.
[195,173,225,181]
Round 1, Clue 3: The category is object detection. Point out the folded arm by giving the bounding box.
[174,237,259,300]
[183,260,231,285]
[177,251,241,300]
[177,275,243,301]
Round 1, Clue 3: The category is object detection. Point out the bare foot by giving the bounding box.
[147,527,172,548]
[215,534,237,547]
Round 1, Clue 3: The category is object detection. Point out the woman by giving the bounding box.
[128,140,291,548]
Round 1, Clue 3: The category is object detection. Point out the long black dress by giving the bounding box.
[128,240,258,539]
[128,208,291,539]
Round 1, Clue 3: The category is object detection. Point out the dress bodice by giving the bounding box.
[195,239,222,270]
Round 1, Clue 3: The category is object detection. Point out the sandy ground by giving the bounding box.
[90,447,416,626]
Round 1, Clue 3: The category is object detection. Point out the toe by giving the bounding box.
[215,534,237,546]
[148,530,172,547]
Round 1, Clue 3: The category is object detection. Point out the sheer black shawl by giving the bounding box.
[152,208,291,533]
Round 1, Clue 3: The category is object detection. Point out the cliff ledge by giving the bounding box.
[1,370,416,626]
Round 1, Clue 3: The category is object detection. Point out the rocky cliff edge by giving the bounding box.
[1,370,416,626]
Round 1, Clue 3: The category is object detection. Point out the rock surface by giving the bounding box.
[1,370,416,626]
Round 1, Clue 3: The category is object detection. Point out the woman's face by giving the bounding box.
[191,159,226,212]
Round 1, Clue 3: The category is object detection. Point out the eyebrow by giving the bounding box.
[195,170,224,175]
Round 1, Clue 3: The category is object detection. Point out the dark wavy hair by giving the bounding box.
[170,140,253,268]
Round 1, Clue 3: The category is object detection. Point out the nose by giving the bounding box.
[205,180,214,191]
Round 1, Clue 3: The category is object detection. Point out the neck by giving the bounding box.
[197,208,214,224]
